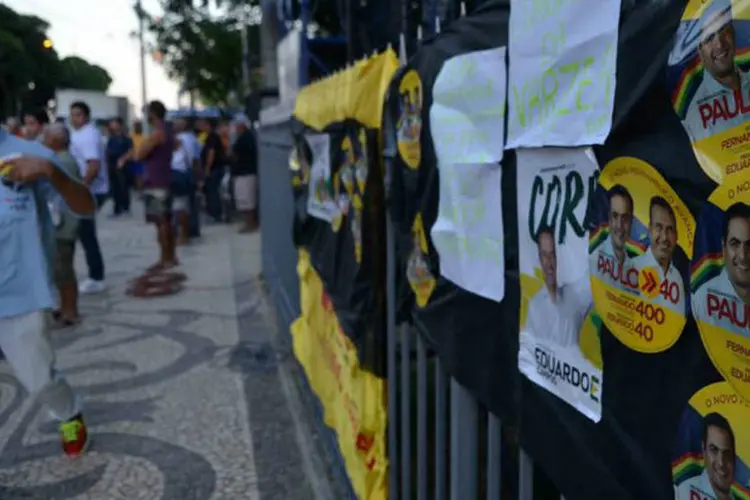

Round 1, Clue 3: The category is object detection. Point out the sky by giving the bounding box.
[5,0,180,111]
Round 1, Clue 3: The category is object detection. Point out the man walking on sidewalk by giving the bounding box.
[0,128,94,456]
[69,101,108,294]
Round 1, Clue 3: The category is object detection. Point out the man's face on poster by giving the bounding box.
[699,15,736,80]
[724,215,750,291]
[649,204,677,269]
[609,194,633,254]
[538,231,557,292]
[703,425,735,496]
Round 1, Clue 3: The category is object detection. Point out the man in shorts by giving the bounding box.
[0,126,95,456]
[44,124,82,327]
[134,101,178,270]
[230,114,259,233]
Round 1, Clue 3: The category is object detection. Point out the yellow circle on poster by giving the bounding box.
[397,70,422,170]
[407,213,436,308]
[692,182,750,402]
[672,382,750,499]
[669,0,750,184]
[589,157,695,353]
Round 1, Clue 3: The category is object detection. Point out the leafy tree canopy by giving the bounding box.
[58,56,113,92]
[145,0,342,106]
[144,0,260,106]
[0,4,113,117]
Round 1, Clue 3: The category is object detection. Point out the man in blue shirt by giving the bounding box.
[0,128,95,457]
[107,117,134,217]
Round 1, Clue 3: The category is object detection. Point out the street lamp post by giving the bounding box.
[240,1,252,114]
[136,0,149,133]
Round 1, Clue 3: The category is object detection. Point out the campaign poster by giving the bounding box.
[517,148,602,421]
[396,69,423,170]
[589,157,695,353]
[336,129,368,262]
[668,0,750,184]
[408,212,437,308]
[672,382,750,499]
[692,182,750,401]
[306,133,338,223]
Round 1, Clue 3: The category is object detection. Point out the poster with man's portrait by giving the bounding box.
[517,148,603,422]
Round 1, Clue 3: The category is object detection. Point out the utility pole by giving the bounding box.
[136,0,149,133]
[240,1,252,112]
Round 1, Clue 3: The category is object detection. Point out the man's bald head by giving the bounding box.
[43,123,69,152]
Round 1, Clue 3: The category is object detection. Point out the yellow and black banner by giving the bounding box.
[288,50,397,500]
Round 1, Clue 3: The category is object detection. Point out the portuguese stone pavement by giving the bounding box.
[0,204,344,499]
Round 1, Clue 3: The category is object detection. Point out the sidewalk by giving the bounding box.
[0,205,340,499]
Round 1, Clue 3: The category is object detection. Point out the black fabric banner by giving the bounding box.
[289,51,398,375]
[382,0,742,498]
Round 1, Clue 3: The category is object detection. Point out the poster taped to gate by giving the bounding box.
[692,182,750,401]
[305,133,338,222]
[517,148,602,422]
[588,157,694,353]
[668,0,750,184]
[672,382,750,499]
[429,47,507,301]
[506,0,620,148]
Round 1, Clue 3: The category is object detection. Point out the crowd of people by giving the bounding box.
[0,99,260,459]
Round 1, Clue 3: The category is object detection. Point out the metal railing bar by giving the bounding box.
[435,357,448,500]
[400,323,412,500]
[519,449,534,500]
[385,184,399,500]
[486,413,502,500]
[450,378,478,500]
[416,334,428,500]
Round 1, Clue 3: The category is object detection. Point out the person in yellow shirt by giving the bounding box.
[129,121,144,190]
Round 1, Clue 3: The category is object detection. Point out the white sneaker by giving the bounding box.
[79,279,106,294]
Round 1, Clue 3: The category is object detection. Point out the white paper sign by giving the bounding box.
[305,134,338,222]
[516,147,602,422]
[506,0,620,148]
[430,163,505,301]
[430,47,507,164]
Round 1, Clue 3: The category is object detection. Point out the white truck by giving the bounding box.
[54,89,133,125]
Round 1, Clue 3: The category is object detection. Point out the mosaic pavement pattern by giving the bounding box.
[0,207,342,499]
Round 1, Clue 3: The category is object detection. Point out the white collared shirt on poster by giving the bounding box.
[590,235,634,293]
[630,247,686,314]
[692,267,750,340]
[526,280,590,349]
[674,469,724,500]
[683,67,750,142]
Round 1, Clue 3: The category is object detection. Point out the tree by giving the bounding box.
[145,1,251,106]
[0,4,112,118]
[0,5,62,115]
[58,56,113,92]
